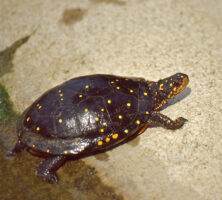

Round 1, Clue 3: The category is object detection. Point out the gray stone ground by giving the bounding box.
[0,0,222,199]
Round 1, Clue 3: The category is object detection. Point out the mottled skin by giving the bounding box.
[12,73,189,183]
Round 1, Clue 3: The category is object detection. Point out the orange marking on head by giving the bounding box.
[159,83,164,91]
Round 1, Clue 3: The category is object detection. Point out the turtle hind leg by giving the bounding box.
[36,155,67,183]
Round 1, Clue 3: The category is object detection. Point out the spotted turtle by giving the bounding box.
[12,73,189,183]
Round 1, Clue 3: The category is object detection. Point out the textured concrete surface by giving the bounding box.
[0,0,222,199]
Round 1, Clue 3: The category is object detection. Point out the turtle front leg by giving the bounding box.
[36,155,67,183]
[149,111,187,130]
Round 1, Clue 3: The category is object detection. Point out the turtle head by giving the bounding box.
[149,73,189,110]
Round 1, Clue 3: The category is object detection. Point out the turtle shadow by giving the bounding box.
[161,87,191,110]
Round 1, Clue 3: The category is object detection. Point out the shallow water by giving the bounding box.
[0,84,123,200]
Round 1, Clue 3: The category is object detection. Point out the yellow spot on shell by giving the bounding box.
[125,78,128,81]
[112,133,118,139]
[36,104,42,109]
[98,141,103,146]
[85,85,89,89]
[136,120,140,125]
[127,103,131,107]
[124,129,129,134]
[18,132,21,137]
[61,98,64,101]
[95,117,99,121]
[144,92,148,96]
[146,111,149,115]
[100,129,104,133]
[59,119,63,123]
[169,83,173,87]
[36,127,40,131]
[58,90,61,93]
[107,100,111,104]
[60,93,63,97]
[32,144,35,148]
[118,115,123,119]
[116,79,119,82]
[101,108,105,112]
[167,120,171,124]
[26,117,30,122]
[64,151,68,154]
[116,86,120,90]
[81,147,85,151]
[103,122,107,126]
[130,89,134,93]
[111,81,115,84]
[79,94,83,98]
[173,87,177,92]
[85,108,88,112]
[46,149,50,153]
[105,137,110,142]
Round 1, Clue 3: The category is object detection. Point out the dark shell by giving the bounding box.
[18,75,154,155]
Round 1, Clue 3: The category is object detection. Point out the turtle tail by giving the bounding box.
[10,140,27,156]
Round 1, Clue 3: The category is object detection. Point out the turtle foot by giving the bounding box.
[36,168,58,184]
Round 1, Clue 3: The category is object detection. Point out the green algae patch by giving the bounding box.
[0,35,30,77]
[0,83,19,122]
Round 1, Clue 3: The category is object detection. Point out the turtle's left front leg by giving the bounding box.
[36,155,67,183]
[149,111,187,130]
